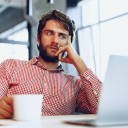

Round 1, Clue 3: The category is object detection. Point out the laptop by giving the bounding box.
[64,55,128,126]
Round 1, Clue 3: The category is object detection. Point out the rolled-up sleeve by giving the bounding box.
[0,60,15,99]
[76,69,102,114]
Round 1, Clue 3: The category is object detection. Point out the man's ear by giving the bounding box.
[36,36,40,44]
[37,36,41,50]
[37,36,40,45]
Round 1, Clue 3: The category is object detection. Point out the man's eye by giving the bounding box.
[59,35,66,39]
[47,31,52,36]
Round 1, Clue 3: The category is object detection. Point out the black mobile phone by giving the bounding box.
[61,51,68,58]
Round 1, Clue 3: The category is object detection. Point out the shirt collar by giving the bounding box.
[29,57,63,72]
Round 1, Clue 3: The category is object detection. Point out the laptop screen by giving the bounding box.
[97,55,128,125]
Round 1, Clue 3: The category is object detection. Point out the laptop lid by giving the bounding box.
[97,55,128,125]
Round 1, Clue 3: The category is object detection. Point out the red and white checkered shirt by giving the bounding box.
[0,57,101,116]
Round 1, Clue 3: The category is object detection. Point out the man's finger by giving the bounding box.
[4,97,13,105]
[0,97,13,113]
[68,36,71,45]
[0,114,5,119]
[0,108,13,118]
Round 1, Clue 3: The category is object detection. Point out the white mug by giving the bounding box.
[13,94,43,121]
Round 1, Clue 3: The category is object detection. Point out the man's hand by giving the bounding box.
[56,36,88,74]
[0,97,13,119]
[56,36,78,63]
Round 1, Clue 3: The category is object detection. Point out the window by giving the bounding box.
[8,28,28,42]
[78,0,128,81]
[0,43,28,63]
[0,22,29,63]
[81,0,99,26]
[100,15,128,79]
[78,27,96,73]
[100,0,128,21]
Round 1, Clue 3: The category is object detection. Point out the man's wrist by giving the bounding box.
[74,57,88,74]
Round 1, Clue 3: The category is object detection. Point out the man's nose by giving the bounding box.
[52,35,59,43]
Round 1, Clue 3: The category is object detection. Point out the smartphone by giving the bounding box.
[61,51,68,58]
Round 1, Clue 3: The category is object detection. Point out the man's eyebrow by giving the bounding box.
[59,33,68,36]
[43,29,53,32]
[44,29,69,36]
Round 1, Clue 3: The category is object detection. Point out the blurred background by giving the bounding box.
[0,0,128,81]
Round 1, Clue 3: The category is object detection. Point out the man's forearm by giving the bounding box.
[74,57,88,74]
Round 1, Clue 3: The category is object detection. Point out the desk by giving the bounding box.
[0,114,128,128]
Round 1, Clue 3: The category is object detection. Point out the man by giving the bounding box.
[0,9,101,119]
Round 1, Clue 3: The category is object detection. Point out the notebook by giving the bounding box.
[64,55,128,126]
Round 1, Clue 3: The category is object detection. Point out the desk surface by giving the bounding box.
[0,114,128,128]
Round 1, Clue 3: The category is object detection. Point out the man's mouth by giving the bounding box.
[49,46,59,53]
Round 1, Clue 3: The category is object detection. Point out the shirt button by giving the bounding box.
[93,91,97,95]
[86,76,90,80]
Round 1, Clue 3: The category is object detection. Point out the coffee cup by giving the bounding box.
[13,94,43,121]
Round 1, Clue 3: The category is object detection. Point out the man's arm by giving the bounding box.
[76,69,102,114]
[56,36,90,74]
[0,60,15,119]
[56,36,102,113]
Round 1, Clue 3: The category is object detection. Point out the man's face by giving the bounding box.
[38,41,58,62]
[38,20,69,62]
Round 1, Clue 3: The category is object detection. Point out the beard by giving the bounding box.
[38,43,59,63]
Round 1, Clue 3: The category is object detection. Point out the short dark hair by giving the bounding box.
[37,9,76,42]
